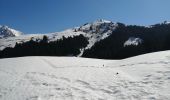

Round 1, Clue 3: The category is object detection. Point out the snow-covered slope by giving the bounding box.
[0,50,170,100]
[0,25,22,38]
[124,37,143,47]
[0,29,86,51]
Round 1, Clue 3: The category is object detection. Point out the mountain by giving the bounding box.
[0,50,170,99]
[0,25,23,38]
[82,22,170,59]
[0,19,118,56]
[0,19,170,59]
[74,19,118,56]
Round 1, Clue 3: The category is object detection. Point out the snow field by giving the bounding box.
[0,51,170,100]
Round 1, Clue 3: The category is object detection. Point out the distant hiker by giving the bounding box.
[116,72,119,75]
[103,64,104,67]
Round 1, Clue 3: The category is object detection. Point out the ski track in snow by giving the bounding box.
[0,51,170,100]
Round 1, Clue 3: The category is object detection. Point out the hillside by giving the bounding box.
[0,50,170,100]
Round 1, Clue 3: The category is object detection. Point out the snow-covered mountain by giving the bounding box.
[1,19,170,59]
[0,25,23,38]
[0,50,170,100]
[0,19,118,53]
[75,19,118,56]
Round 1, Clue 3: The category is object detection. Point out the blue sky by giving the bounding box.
[0,0,170,33]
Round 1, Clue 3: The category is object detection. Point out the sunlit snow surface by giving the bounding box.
[0,50,170,100]
[124,37,143,47]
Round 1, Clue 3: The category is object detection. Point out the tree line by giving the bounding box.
[0,34,88,58]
